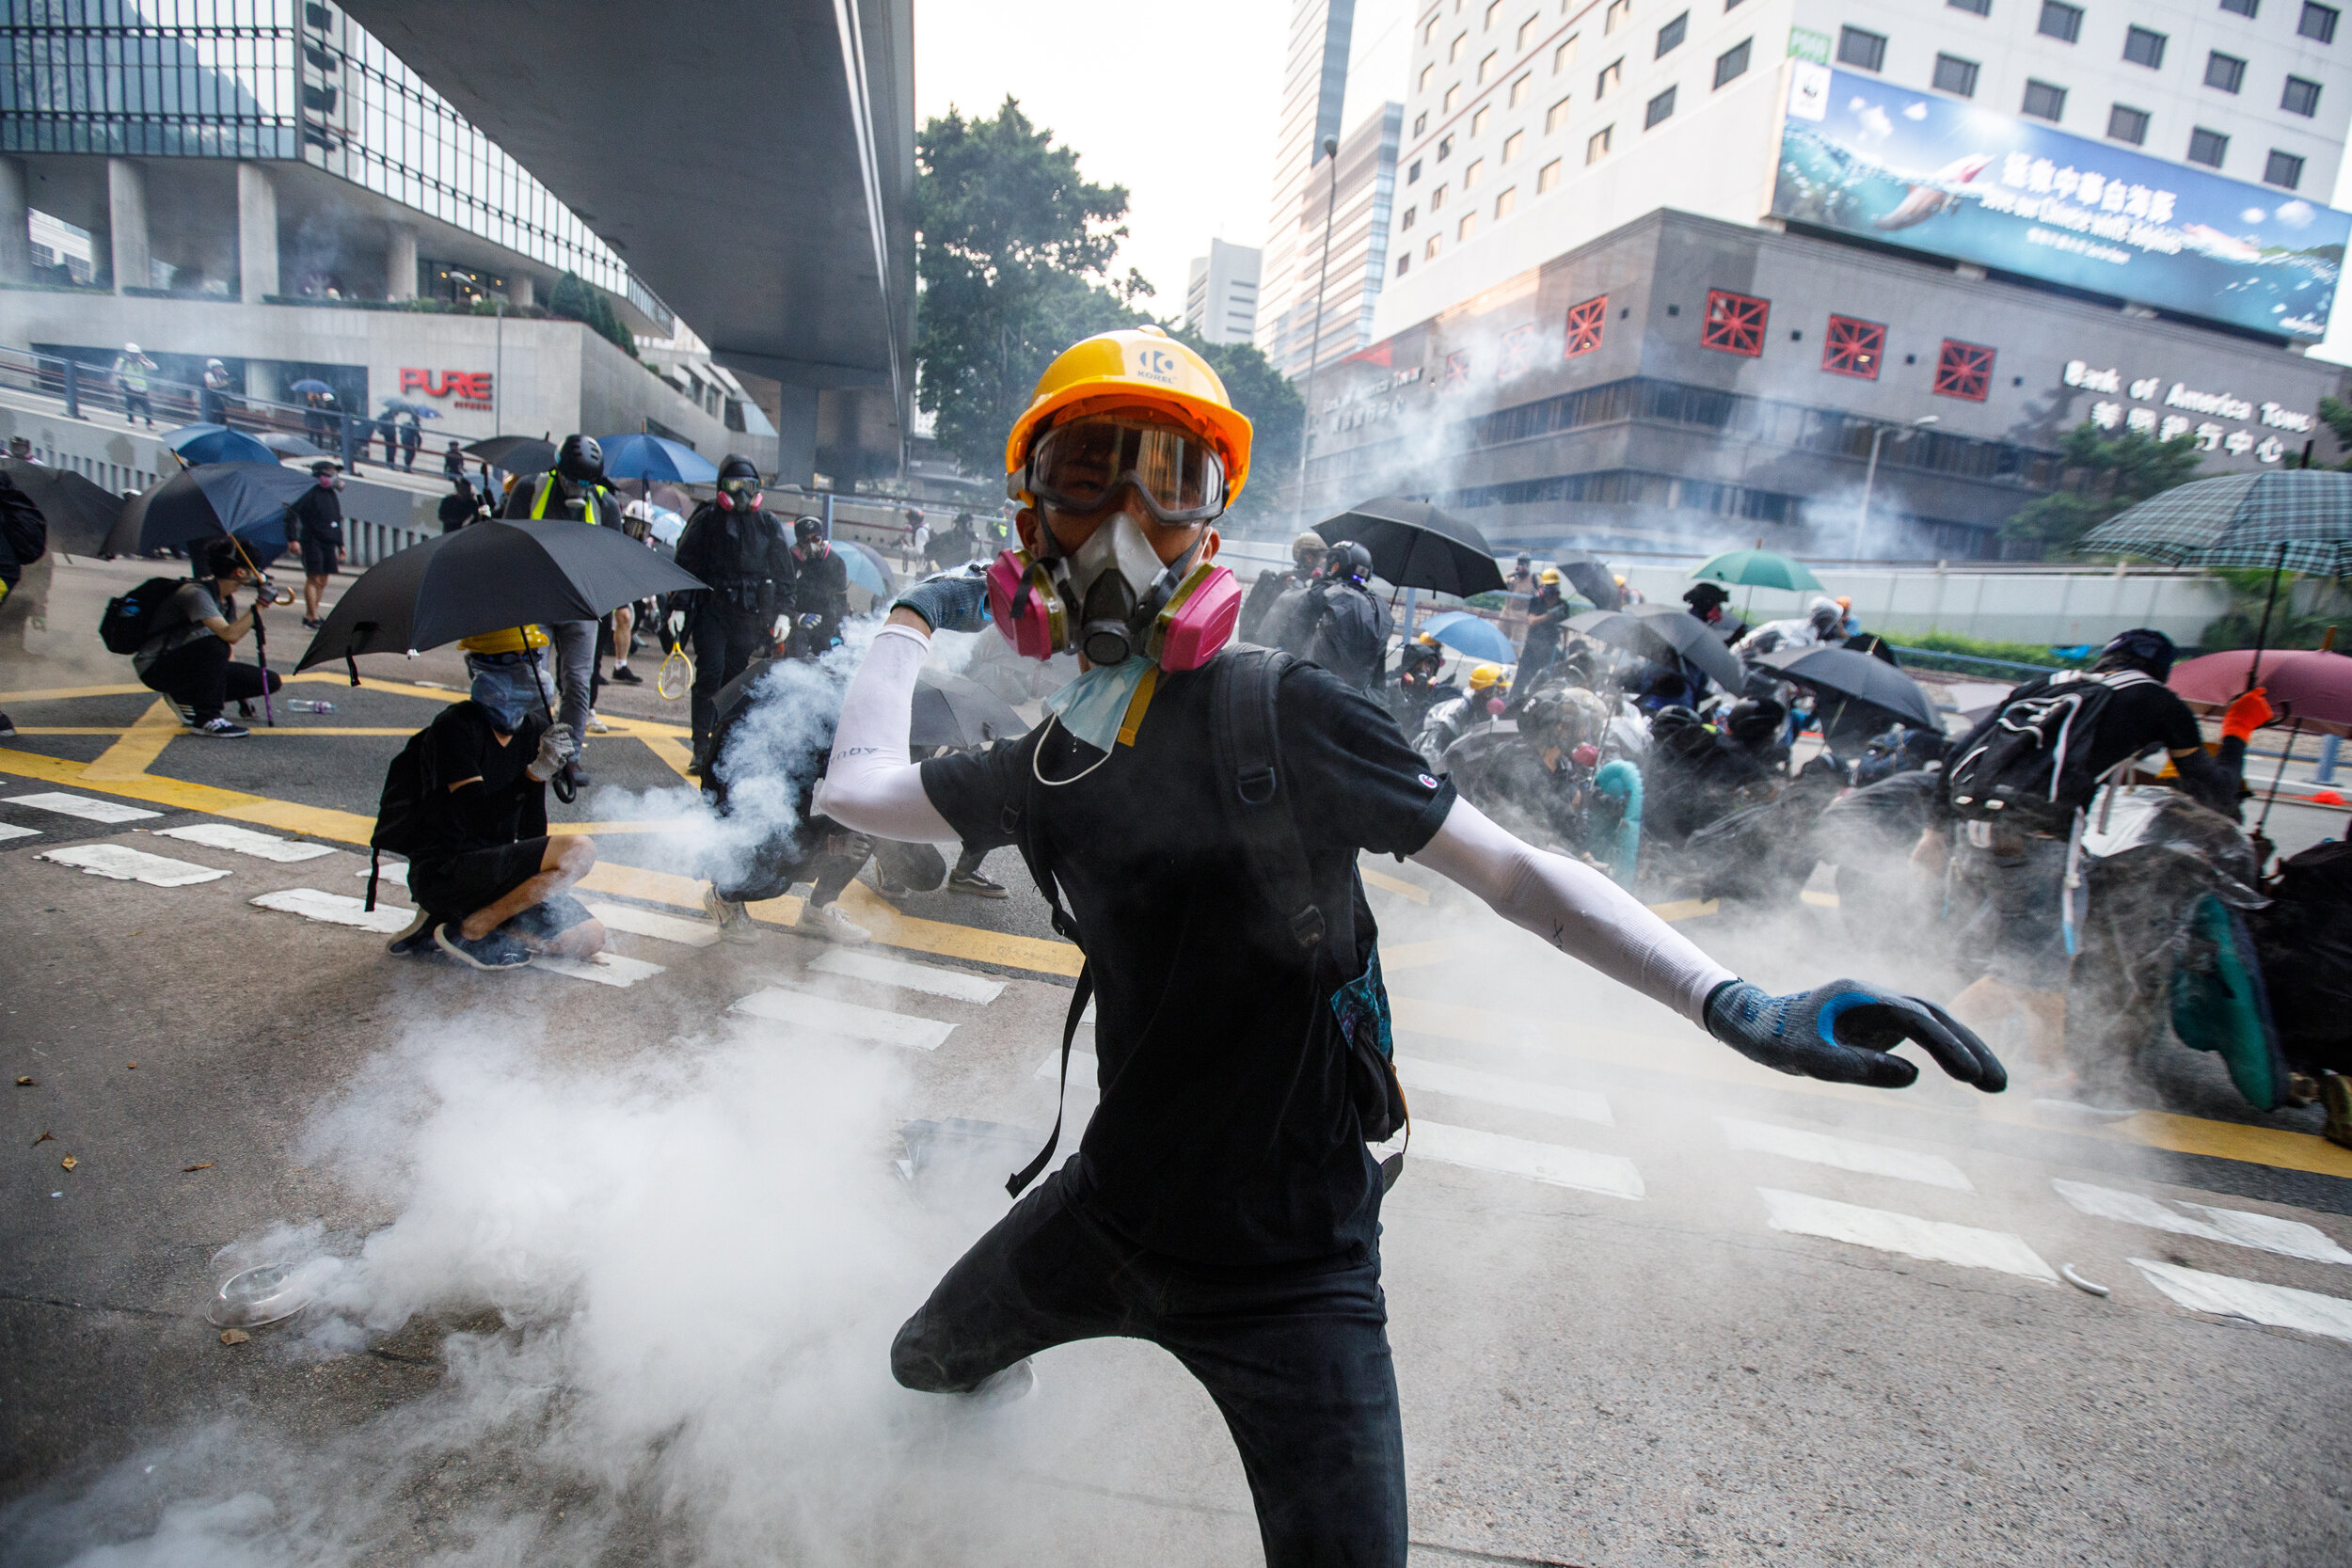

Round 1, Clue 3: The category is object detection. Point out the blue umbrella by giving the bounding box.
[594,432,720,484]
[1419,610,1517,665]
[161,423,278,466]
[289,378,335,396]
[836,539,892,597]
[102,463,315,566]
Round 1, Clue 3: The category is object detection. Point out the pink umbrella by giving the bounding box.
[2170,648,2352,738]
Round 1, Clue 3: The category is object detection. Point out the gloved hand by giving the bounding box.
[1704,978,2007,1092]
[526,724,578,782]
[892,562,992,635]
[2220,686,2273,742]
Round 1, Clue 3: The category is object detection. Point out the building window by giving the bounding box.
[1465,157,1486,189]
[1606,0,1631,33]
[1715,39,1752,87]
[2039,1,2083,41]
[1425,14,1440,42]
[1837,26,1887,71]
[1495,186,1518,218]
[2022,79,2068,120]
[1432,183,1449,210]
[1564,294,1609,356]
[1645,86,1677,127]
[1414,112,1428,136]
[1538,157,1564,191]
[1587,124,1614,162]
[1597,57,1624,96]
[1518,16,1539,50]
[1934,340,1995,401]
[1479,50,1499,83]
[1503,129,1526,161]
[1396,253,1410,277]
[2283,75,2323,116]
[1548,96,1574,131]
[1425,235,1443,260]
[2220,0,2258,15]
[2205,52,2247,91]
[1510,73,1533,106]
[1401,206,1417,230]
[1822,315,1886,379]
[1702,290,1770,356]
[2107,103,2151,143]
[1933,54,1980,96]
[1444,83,1464,110]
[1442,350,1473,393]
[1419,63,1436,94]
[1472,105,1493,135]
[1486,0,1504,27]
[1949,0,1991,13]
[1451,32,1469,62]
[2123,25,2167,69]
[1438,135,1455,161]
[2188,125,2230,166]
[2266,148,2308,186]
[1459,213,1479,241]
[1409,158,1423,183]
[2301,1,2339,40]
[1658,12,1688,55]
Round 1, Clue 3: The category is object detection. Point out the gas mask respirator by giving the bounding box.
[986,510,1240,673]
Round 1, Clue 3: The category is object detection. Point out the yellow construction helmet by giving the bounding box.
[1538,567,1563,585]
[1415,630,1439,645]
[1004,325,1254,500]
[1469,663,1503,690]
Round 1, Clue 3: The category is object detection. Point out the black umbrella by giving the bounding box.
[465,436,558,477]
[1313,497,1505,596]
[1549,548,1620,610]
[1758,644,1938,731]
[913,668,1025,750]
[103,463,314,564]
[1567,603,1745,690]
[3,459,121,555]
[294,518,706,673]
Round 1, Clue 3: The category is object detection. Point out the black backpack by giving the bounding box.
[2252,839,2352,1072]
[364,726,438,911]
[999,645,1409,1201]
[0,473,45,570]
[98,577,192,655]
[1946,670,2153,833]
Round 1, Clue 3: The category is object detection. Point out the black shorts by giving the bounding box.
[299,535,339,577]
[406,837,591,942]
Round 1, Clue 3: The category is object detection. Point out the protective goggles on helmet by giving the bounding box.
[1009,417,1227,525]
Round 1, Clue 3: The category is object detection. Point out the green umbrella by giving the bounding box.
[1689,547,1823,592]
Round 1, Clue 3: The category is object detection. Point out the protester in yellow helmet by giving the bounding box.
[811,325,2005,1565]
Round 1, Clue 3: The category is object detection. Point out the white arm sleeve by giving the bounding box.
[811,624,960,843]
[1410,796,1738,1028]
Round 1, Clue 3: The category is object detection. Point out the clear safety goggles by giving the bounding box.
[719,476,760,499]
[1014,417,1226,525]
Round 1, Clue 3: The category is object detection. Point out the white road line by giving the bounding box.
[1759,1188,2058,1283]
[155,822,337,863]
[1036,1049,1102,1085]
[583,900,721,948]
[1409,1121,1645,1200]
[0,822,41,842]
[357,863,409,889]
[250,888,418,933]
[812,948,1007,1004]
[1718,1116,1973,1192]
[2131,1259,2352,1341]
[5,791,160,823]
[730,986,955,1051]
[533,952,667,989]
[40,845,229,887]
[1394,1056,1613,1126]
[2052,1180,2352,1265]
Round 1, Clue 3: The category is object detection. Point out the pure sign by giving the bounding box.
[401,368,492,411]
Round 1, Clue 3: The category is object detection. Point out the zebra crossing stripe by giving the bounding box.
[357,863,409,889]
[1409,1121,1645,1200]
[0,822,40,842]
[40,844,229,886]
[1393,1056,1613,1126]
[1759,1188,2058,1283]
[2131,1259,2352,1341]
[5,791,160,823]
[730,986,955,1051]
[2053,1180,2352,1265]
[583,901,721,948]
[533,952,666,989]
[155,823,336,863]
[1718,1116,1974,1192]
[250,888,418,934]
[812,948,1007,1004]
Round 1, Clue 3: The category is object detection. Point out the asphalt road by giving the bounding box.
[3,556,2349,1567]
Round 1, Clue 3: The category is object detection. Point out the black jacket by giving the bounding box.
[792,546,850,618]
[675,503,798,618]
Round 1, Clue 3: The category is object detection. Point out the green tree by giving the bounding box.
[548,270,636,357]
[2317,394,2352,465]
[2004,422,2202,554]
[2197,567,2350,651]
[914,97,1152,477]
[1170,330,1303,529]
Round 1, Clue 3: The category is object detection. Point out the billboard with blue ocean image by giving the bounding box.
[1771,62,2348,341]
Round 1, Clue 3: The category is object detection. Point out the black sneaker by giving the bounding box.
[947,868,1009,898]
[193,716,250,738]
[434,925,532,971]
[302,617,324,629]
[386,910,440,956]
[0,712,12,738]
[607,664,644,686]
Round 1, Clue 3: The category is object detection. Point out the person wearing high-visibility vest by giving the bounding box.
[504,435,621,775]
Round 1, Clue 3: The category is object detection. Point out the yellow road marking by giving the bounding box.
[1645,898,1721,923]
[83,698,183,783]
[9,727,133,735]
[0,682,153,701]
[1380,939,1464,971]
[1361,865,1431,904]
[633,732,697,781]
[1801,889,1841,909]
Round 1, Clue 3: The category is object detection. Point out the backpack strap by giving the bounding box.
[365,846,382,913]
[1004,963,1091,1200]
[1211,645,1329,954]
[1002,735,1089,1198]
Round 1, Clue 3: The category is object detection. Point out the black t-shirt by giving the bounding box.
[1962,670,2204,779]
[921,657,1456,1266]
[414,701,550,863]
[285,484,342,545]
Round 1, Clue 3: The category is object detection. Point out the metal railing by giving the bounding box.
[342,517,435,571]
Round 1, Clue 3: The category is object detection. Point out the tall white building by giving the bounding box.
[1184,239,1263,345]
[1373,0,2352,341]
[1263,2,1365,372]
[1268,102,1406,377]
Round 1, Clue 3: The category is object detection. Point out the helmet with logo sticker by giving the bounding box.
[1003,325,1254,502]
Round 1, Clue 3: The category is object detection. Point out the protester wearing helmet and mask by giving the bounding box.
[1280,539,1391,691]
[1683,580,1746,645]
[505,435,623,768]
[674,455,798,759]
[786,515,850,658]
[810,325,2002,1567]
[1515,567,1573,697]
[1418,660,1506,766]
[1241,529,1327,644]
[1391,631,1452,727]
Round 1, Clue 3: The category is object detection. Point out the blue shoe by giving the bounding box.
[386,910,440,957]
[434,924,532,971]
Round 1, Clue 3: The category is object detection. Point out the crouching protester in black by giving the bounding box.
[390,654,606,972]
[132,537,285,738]
[812,326,2009,1568]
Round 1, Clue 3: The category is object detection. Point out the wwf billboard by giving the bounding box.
[1771,61,2349,341]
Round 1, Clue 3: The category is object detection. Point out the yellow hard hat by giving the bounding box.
[1004,325,1254,500]
[1415,630,1438,645]
[1538,567,1563,585]
[1469,663,1503,690]
[1613,573,1629,586]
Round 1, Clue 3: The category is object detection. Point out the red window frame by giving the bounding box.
[1497,323,1541,380]
[1439,349,1474,394]
[1933,338,1996,401]
[1562,294,1608,358]
[1821,314,1885,380]
[1700,289,1769,356]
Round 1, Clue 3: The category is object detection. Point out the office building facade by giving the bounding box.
[1184,239,1263,346]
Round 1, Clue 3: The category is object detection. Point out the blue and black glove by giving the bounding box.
[1705,978,2007,1093]
[891,562,991,635]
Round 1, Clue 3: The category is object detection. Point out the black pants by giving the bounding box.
[715,816,866,908]
[140,638,282,722]
[691,605,770,749]
[892,1164,1406,1567]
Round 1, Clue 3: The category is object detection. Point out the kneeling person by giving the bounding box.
[394,653,606,969]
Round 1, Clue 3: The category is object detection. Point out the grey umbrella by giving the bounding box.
[1567,603,1744,689]
[1757,644,1938,730]
[2,459,120,555]
[912,668,1025,749]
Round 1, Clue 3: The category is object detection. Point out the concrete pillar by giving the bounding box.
[0,158,27,284]
[508,273,534,309]
[236,162,278,300]
[385,220,417,300]
[774,384,818,488]
[107,157,150,293]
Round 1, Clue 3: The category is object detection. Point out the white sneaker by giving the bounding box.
[704,885,760,944]
[585,714,612,735]
[799,901,870,944]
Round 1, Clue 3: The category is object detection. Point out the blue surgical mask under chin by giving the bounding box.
[1042,656,1152,753]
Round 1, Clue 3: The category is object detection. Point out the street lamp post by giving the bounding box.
[1853,414,1938,559]
[1293,135,1342,527]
